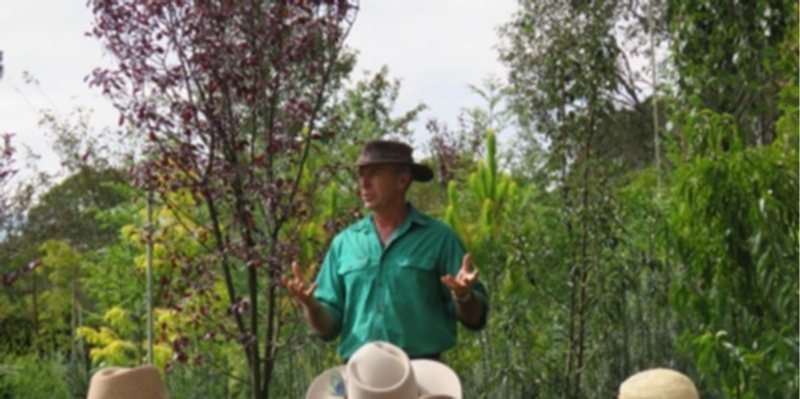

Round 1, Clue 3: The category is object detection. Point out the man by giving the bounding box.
[283,139,489,361]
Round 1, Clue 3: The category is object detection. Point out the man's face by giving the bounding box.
[357,164,409,212]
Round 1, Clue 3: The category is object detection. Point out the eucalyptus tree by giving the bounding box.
[499,0,798,398]
[499,1,676,397]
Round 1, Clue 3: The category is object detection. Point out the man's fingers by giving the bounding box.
[460,253,472,273]
[465,267,479,281]
[292,261,302,280]
[441,275,457,290]
[454,266,479,292]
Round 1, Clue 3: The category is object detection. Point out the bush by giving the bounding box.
[0,355,75,399]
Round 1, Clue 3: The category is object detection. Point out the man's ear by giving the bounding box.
[399,172,412,192]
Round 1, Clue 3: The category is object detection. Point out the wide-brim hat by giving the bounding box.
[356,140,433,182]
[306,341,461,399]
[87,365,165,399]
[619,368,699,399]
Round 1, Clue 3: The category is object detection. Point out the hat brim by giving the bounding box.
[305,361,461,399]
[306,366,346,399]
[412,360,462,398]
[410,163,434,182]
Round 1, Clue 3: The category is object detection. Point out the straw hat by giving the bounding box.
[619,368,699,399]
[306,341,461,399]
[87,365,165,399]
[356,140,433,182]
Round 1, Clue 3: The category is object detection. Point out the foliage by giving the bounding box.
[0,0,796,398]
[0,167,129,358]
[88,1,360,397]
[492,1,798,398]
[79,306,137,364]
[499,0,666,173]
[443,130,532,397]
[22,166,128,251]
[666,109,798,398]
[661,2,799,397]
[0,355,73,399]
[669,0,797,144]
[38,106,120,175]
[36,240,84,355]
[499,2,654,397]
[426,76,514,188]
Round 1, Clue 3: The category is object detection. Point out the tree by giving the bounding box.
[499,1,680,397]
[88,1,358,397]
[502,2,627,397]
[442,131,533,397]
[0,165,128,363]
[669,0,797,146]
[500,0,670,175]
[666,109,798,399]
[496,0,799,397]
[427,76,511,188]
[663,3,799,395]
[22,167,127,251]
[0,133,17,236]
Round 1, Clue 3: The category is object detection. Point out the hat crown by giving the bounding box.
[87,365,165,399]
[346,342,418,397]
[357,140,415,166]
[305,341,461,399]
[619,368,699,399]
[356,140,434,183]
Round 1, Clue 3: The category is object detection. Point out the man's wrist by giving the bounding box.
[453,290,473,303]
[301,296,320,311]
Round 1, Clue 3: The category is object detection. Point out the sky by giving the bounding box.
[0,1,517,177]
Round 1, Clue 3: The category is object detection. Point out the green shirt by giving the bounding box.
[314,204,488,360]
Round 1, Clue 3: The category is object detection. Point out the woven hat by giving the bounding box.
[87,365,165,399]
[356,140,433,182]
[306,341,461,399]
[619,368,699,399]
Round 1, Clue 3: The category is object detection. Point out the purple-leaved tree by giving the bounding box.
[88,1,358,397]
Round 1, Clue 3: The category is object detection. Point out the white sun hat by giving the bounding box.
[619,368,699,399]
[306,341,462,399]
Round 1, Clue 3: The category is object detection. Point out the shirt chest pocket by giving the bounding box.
[395,257,439,282]
[337,256,375,285]
[395,257,437,273]
[392,257,440,300]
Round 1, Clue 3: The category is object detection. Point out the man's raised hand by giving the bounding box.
[440,253,479,299]
[281,261,318,305]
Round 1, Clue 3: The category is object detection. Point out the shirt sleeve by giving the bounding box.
[313,238,344,339]
[440,229,489,331]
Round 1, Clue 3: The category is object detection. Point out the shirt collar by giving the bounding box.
[354,203,427,233]
[406,203,428,226]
